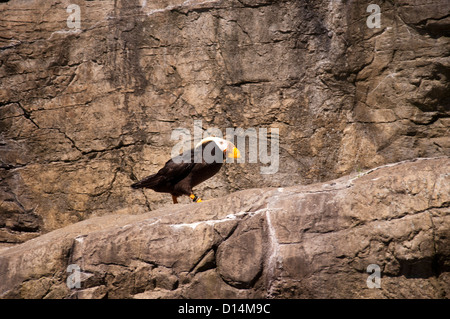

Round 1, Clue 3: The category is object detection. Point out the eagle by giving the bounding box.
[131,137,241,203]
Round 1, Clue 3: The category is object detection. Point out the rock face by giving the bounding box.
[1,0,449,244]
[0,158,449,299]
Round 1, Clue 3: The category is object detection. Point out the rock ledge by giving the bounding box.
[0,157,449,298]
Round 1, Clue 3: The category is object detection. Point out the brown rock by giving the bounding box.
[216,213,266,288]
[1,0,449,242]
[0,158,448,299]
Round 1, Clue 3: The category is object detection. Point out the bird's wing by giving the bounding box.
[156,150,197,184]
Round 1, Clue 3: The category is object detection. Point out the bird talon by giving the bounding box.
[190,194,202,203]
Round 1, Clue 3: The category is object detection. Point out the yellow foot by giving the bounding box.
[189,194,203,203]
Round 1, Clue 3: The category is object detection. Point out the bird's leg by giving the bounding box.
[172,195,178,204]
[189,194,203,203]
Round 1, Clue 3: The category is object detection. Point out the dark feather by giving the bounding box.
[130,173,163,189]
[131,141,224,197]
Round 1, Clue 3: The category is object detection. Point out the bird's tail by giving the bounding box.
[131,174,162,189]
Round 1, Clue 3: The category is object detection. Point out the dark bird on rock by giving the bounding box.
[131,137,241,203]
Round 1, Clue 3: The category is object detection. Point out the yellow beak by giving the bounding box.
[227,146,241,159]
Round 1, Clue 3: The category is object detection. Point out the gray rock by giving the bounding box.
[0,158,448,298]
[1,0,449,242]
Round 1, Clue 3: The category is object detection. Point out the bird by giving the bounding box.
[131,137,241,204]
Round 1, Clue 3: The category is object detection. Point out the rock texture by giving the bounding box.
[1,0,449,243]
[0,158,449,299]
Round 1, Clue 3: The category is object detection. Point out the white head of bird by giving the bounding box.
[195,137,241,159]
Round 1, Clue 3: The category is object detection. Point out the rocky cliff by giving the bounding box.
[0,0,450,299]
[1,0,449,245]
[0,158,449,298]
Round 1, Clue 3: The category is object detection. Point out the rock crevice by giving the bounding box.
[0,158,448,299]
[1,0,449,243]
